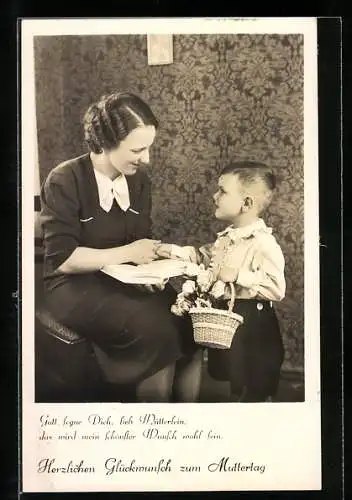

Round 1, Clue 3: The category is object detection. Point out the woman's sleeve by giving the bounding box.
[40,168,81,272]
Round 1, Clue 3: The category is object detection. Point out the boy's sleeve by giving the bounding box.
[236,235,286,301]
[169,242,214,265]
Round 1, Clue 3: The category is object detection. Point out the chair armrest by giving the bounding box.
[36,307,86,345]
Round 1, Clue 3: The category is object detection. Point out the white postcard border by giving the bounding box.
[21,17,321,493]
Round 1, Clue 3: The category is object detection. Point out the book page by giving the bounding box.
[101,259,200,284]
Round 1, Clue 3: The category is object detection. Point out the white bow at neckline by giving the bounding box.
[93,168,131,212]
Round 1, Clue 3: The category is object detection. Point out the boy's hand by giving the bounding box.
[156,244,198,263]
[154,243,173,259]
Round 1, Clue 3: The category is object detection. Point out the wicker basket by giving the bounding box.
[189,282,244,349]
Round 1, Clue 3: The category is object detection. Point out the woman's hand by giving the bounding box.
[127,239,161,265]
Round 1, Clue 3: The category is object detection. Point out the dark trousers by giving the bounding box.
[207,299,284,400]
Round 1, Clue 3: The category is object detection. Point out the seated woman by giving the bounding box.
[39,91,203,402]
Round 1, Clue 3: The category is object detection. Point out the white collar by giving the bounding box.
[217,218,272,241]
[93,168,130,212]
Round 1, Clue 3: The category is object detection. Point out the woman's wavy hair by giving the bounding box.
[83,91,159,154]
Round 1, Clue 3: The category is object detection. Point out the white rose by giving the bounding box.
[184,262,200,277]
[182,280,196,296]
[171,304,184,316]
[210,280,226,299]
[197,269,214,293]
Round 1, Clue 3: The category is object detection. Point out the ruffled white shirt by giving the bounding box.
[172,218,286,302]
[93,168,130,212]
[205,218,286,301]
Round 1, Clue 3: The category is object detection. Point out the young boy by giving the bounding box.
[157,161,286,402]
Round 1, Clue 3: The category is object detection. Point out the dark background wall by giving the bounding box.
[34,34,304,373]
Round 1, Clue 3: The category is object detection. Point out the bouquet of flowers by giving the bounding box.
[171,265,228,316]
[171,263,244,350]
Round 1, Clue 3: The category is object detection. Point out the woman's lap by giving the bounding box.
[46,273,156,330]
[45,272,197,383]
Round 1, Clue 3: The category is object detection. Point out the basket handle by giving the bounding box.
[228,282,235,312]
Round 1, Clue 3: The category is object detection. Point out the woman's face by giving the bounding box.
[107,125,156,176]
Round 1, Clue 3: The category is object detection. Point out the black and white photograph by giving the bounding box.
[22,17,321,493]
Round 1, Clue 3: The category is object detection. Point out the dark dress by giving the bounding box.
[40,154,196,385]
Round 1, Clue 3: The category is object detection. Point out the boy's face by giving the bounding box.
[213,173,245,222]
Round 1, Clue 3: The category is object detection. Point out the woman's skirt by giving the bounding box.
[45,271,198,385]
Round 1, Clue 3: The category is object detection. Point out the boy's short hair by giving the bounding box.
[221,161,276,214]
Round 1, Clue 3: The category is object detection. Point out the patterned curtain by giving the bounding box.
[34,34,304,373]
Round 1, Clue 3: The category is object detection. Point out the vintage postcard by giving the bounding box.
[21,17,321,493]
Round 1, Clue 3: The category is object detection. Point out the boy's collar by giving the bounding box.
[217,218,272,241]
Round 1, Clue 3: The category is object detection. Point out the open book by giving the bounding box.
[101,259,200,285]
